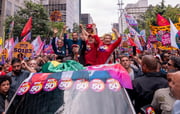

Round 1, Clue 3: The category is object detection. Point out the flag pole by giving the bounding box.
[2,25,6,48]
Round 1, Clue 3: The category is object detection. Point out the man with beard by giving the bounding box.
[7,58,30,91]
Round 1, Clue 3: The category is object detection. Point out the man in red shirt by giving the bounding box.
[80,24,99,66]
[96,28,122,65]
[84,35,100,65]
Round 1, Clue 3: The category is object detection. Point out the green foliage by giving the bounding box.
[72,23,80,33]
[48,22,64,36]
[5,1,51,40]
[124,28,129,34]
[138,1,180,36]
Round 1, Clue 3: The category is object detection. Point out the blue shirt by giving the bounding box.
[52,37,66,56]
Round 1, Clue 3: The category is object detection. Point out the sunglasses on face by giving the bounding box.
[167,63,172,66]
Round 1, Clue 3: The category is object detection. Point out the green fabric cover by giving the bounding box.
[42,60,85,73]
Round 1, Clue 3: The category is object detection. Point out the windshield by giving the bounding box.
[6,70,135,114]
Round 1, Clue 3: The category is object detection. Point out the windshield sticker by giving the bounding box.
[17,82,31,96]
[58,79,73,90]
[90,79,105,92]
[106,78,121,92]
[43,78,58,92]
[75,79,89,91]
[29,81,43,94]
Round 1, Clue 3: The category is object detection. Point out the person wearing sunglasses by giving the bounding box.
[167,56,180,73]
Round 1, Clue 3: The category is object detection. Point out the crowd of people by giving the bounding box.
[0,23,180,114]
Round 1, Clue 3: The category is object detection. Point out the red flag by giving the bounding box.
[21,17,32,37]
[21,32,31,42]
[128,37,136,47]
[156,14,170,26]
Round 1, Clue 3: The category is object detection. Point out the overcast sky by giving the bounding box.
[81,0,180,36]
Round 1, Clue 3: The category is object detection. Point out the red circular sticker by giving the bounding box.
[43,78,58,92]
[29,81,43,94]
[90,79,105,92]
[17,82,31,95]
[106,78,121,92]
[58,79,73,90]
[75,79,89,91]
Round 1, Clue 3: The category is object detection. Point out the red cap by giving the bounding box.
[72,44,79,48]
[86,24,93,29]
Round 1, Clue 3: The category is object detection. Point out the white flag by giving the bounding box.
[170,19,179,48]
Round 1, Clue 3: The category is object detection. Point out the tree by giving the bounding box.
[138,0,180,36]
[72,23,80,33]
[5,1,51,40]
[48,21,64,37]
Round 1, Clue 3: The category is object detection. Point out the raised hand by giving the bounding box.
[53,28,58,34]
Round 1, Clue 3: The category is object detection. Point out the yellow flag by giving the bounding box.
[0,37,2,45]
[111,33,116,40]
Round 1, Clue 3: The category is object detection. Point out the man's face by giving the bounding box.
[164,54,169,61]
[12,62,21,74]
[88,36,95,43]
[121,57,130,69]
[168,72,180,99]
[72,47,79,53]
[57,40,64,48]
[0,80,10,94]
[167,60,176,72]
[103,35,112,45]
[28,60,38,69]
[86,28,93,34]
[72,33,78,41]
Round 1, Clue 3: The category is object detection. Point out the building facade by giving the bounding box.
[119,0,148,33]
[80,13,93,25]
[125,0,148,20]
[112,23,119,32]
[41,0,81,31]
[0,0,40,39]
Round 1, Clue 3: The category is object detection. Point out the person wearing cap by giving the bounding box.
[71,42,86,65]
[80,23,97,36]
[96,28,122,65]
[81,34,100,66]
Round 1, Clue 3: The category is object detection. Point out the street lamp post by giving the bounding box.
[117,0,124,34]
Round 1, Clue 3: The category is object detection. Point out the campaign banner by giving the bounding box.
[16,63,133,96]
[148,35,157,43]
[150,23,180,35]
[86,64,132,89]
[13,42,33,58]
[161,33,170,45]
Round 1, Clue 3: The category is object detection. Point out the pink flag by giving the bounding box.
[86,64,132,89]
[4,38,14,60]
[161,33,170,46]
[21,32,31,42]
[43,44,54,54]
[31,36,44,55]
